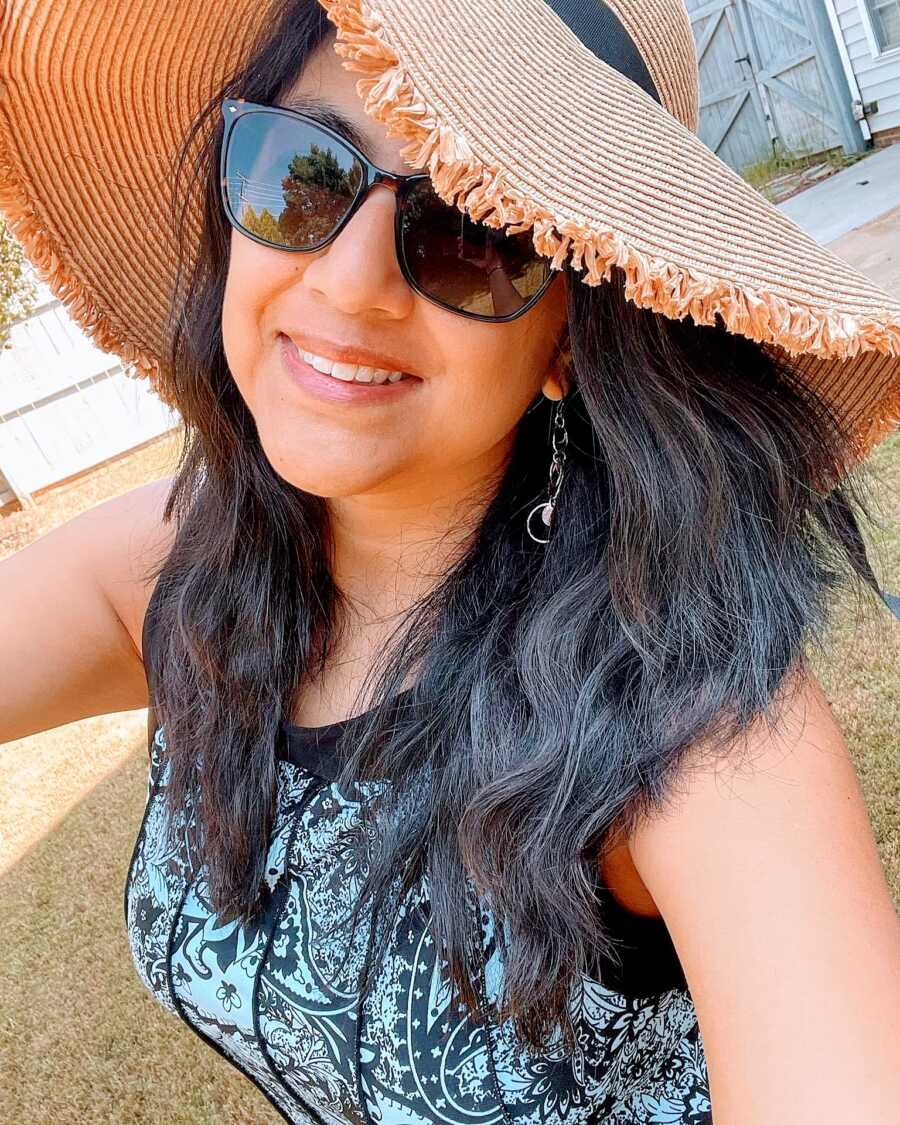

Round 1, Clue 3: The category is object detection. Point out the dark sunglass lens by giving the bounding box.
[399,179,551,316]
[224,111,363,248]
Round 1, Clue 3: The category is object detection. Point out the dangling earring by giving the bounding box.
[526,396,569,544]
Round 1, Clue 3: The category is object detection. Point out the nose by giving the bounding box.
[300,176,413,318]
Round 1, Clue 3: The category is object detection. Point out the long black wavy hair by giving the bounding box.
[143,0,889,1051]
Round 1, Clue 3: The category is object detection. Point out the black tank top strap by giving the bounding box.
[590,882,686,995]
[142,567,170,759]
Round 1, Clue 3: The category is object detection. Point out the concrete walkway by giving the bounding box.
[776,143,900,246]
[773,143,900,297]
[823,202,900,296]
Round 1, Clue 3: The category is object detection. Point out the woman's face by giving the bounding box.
[222,33,569,504]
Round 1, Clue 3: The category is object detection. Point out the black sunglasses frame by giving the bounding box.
[219,98,557,324]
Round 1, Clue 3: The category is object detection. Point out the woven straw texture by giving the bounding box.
[0,0,263,385]
[320,0,900,467]
[0,0,898,467]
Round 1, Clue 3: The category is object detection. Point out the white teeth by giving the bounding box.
[309,353,333,374]
[329,362,357,382]
[301,349,406,385]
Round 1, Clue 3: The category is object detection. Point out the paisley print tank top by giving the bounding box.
[124,588,712,1124]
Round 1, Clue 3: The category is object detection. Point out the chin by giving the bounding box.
[263,447,397,499]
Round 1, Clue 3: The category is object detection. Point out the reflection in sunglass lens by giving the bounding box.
[224,112,363,248]
[399,178,551,317]
[222,107,552,318]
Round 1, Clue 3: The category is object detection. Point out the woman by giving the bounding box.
[1,0,899,1121]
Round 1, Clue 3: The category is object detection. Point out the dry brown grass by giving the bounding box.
[811,431,900,898]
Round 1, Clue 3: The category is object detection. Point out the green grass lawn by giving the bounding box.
[0,431,897,1124]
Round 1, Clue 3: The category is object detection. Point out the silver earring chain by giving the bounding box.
[526,398,568,545]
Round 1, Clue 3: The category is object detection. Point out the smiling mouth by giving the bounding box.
[302,350,412,384]
[279,334,417,385]
[278,334,421,401]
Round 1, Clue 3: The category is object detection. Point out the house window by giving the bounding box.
[865,0,900,50]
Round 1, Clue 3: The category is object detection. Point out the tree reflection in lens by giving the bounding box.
[278,142,362,246]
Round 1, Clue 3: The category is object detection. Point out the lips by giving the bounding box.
[279,333,420,404]
[279,331,420,380]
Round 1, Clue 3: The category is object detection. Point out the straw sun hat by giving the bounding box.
[0,0,899,479]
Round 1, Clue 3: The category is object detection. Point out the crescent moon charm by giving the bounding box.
[526,501,553,544]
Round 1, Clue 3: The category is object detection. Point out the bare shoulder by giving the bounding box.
[0,472,179,743]
[77,473,177,661]
[627,662,900,1121]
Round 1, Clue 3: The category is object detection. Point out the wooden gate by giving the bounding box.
[685,0,867,171]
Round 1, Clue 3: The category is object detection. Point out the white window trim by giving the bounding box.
[856,0,900,59]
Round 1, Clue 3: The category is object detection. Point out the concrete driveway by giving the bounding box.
[776,143,900,295]
[823,202,900,296]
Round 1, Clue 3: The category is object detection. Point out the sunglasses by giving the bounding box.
[219,98,556,322]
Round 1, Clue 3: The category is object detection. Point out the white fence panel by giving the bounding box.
[0,273,179,507]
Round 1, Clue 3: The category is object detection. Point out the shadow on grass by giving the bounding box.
[0,743,284,1125]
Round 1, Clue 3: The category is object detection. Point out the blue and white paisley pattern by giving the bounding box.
[124,727,712,1123]
[126,726,193,1015]
[483,908,711,1124]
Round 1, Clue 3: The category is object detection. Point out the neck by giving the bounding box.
[326,440,509,624]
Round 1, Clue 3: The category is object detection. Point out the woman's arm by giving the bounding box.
[0,475,173,744]
[628,662,900,1124]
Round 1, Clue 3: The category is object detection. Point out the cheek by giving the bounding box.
[441,322,550,425]
[221,235,289,386]
[424,342,540,467]
[222,261,256,383]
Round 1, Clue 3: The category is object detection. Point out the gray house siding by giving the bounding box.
[831,0,900,138]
